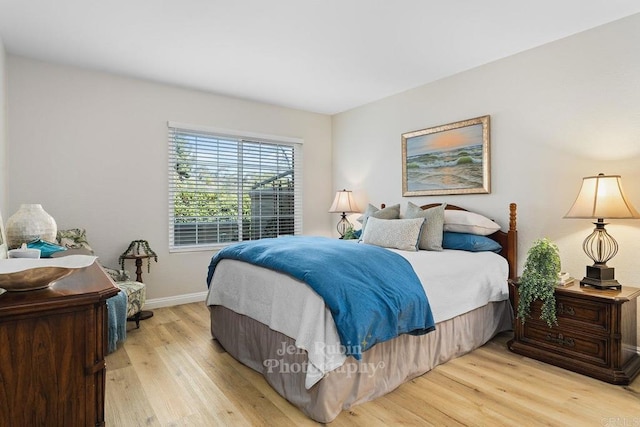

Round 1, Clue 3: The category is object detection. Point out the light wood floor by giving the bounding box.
[106,302,640,426]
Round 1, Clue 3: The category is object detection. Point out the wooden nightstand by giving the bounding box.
[508,280,640,385]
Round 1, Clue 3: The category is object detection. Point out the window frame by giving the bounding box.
[168,121,303,252]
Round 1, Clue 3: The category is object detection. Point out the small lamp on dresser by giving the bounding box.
[564,173,640,289]
[328,189,360,238]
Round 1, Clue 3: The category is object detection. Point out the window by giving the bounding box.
[168,122,303,250]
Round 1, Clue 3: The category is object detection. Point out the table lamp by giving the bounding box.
[119,240,158,282]
[564,173,639,289]
[328,189,360,238]
[119,240,158,321]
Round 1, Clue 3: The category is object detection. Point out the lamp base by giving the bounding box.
[579,265,621,290]
[336,214,352,238]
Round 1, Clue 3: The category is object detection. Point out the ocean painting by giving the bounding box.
[402,116,490,196]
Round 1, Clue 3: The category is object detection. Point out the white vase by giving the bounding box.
[5,204,58,249]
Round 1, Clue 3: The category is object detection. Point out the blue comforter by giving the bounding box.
[206,236,435,360]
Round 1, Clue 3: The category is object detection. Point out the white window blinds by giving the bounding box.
[168,123,303,250]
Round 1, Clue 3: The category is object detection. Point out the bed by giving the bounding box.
[206,203,518,423]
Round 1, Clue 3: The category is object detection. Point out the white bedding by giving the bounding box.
[206,247,509,388]
[390,249,509,322]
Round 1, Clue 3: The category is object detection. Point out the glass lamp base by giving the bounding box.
[336,215,352,237]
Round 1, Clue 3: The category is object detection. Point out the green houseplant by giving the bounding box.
[516,238,561,327]
[342,226,359,240]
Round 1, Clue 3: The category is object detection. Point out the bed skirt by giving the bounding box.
[209,300,513,423]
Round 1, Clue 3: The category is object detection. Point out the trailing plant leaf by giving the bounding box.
[517,238,561,327]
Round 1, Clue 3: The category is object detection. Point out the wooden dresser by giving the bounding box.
[0,262,119,426]
[509,281,640,385]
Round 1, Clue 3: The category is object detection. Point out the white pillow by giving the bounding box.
[443,210,501,236]
[361,217,425,251]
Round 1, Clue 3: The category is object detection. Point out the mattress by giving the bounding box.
[206,248,509,388]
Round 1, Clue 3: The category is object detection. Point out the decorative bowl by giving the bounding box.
[0,255,97,292]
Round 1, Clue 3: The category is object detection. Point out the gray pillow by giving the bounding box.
[360,203,400,235]
[404,202,446,251]
[361,217,425,251]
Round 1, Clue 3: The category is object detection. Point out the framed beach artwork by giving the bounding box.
[402,115,490,196]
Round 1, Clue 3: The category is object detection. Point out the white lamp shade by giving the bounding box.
[565,174,640,219]
[328,190,360,213]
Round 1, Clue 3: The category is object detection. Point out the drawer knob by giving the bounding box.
[557,303,575,316]
[545,333,575,347]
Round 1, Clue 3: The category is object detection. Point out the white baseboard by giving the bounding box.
[145,291,208,310]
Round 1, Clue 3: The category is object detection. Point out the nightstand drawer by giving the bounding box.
[522,323,609,366]
[529,293,610,333]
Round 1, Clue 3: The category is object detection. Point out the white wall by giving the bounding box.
[0,36,6,218]
[7,56,333,303]
[333,14,640,289]
[5,13,640,318]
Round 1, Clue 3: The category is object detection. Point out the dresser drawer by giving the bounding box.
[529,293,610,333]
[521,323,609,366]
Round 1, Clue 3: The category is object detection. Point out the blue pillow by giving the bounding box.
[442,232,502,253]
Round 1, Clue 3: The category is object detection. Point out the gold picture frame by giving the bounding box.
[402,115,490,196]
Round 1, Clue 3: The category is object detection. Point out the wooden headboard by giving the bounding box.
[381,203,518,280]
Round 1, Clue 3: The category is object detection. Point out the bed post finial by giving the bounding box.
[506,203,518,281]
[509,203,517,232]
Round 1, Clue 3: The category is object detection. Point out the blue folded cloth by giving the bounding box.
[26,239,67,257]
[106,290,128,353]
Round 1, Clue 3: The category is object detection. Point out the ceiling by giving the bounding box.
[1,1,640,115]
